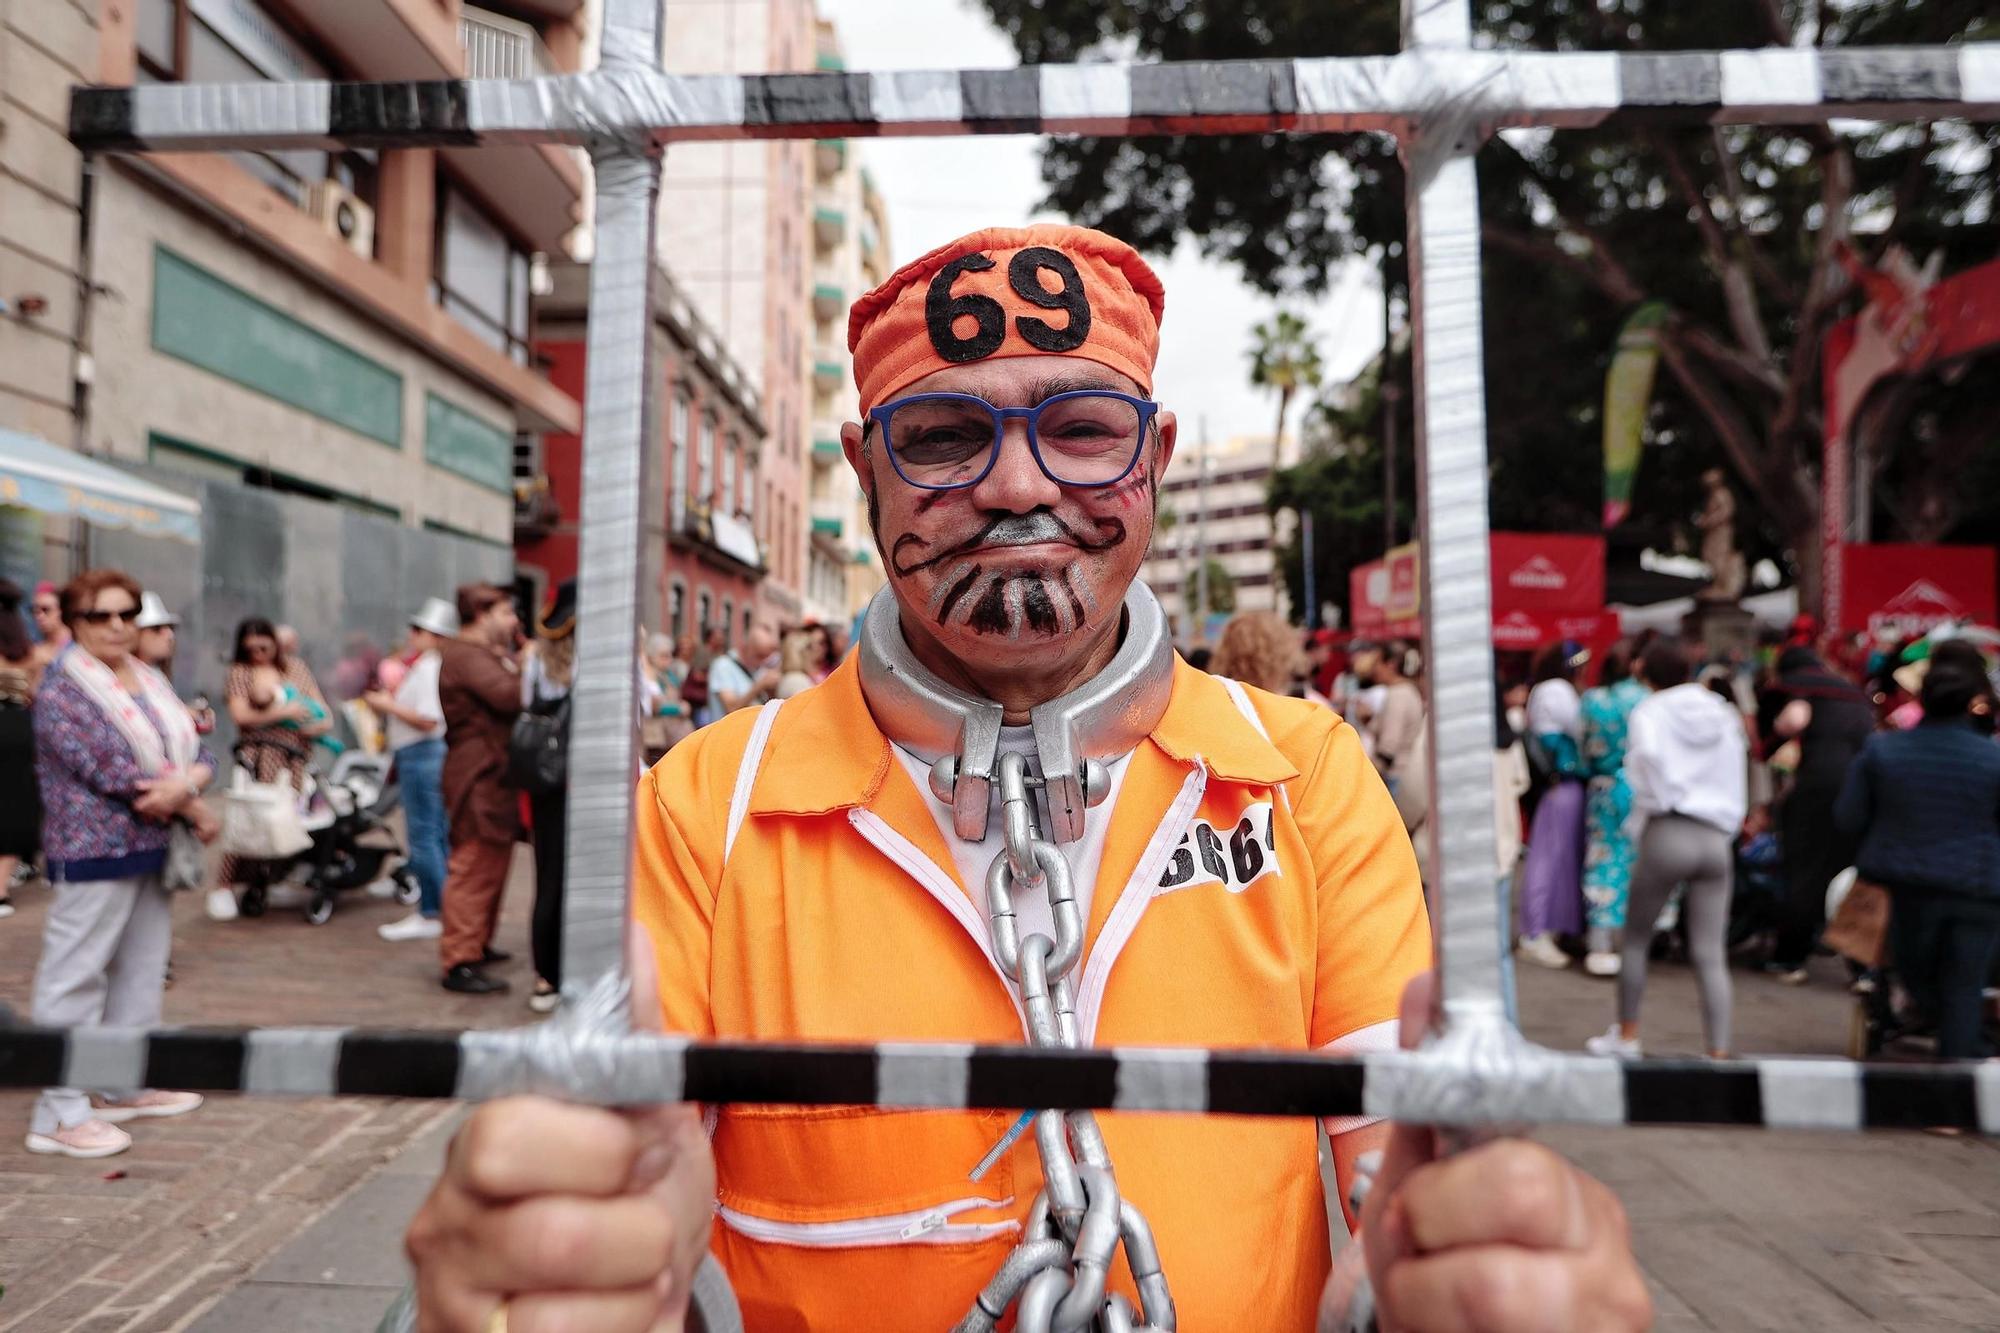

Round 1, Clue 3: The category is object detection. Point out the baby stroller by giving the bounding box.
[230,744,418,926]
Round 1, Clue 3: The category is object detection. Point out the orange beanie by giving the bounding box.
[848,225,1166,414]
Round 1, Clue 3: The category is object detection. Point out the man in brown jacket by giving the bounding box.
[436,583,523,994]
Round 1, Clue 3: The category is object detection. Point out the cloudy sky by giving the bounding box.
[814,0,1385,451]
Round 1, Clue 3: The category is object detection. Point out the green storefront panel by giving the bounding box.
[424,393,512,493]
[150,247,403,447]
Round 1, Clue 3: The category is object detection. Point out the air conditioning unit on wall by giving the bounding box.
[307,180,375,259]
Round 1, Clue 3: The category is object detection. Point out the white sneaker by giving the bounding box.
[364,878,399,899]
[1584,951,1623,978]
[93,1090,203,1123]
[1585,1026,1643,1059]
[205,887,239,921]
[527,983,561,1014]
[1516,933,1571,970]
[25,1119,131,1158]
[0,899,14,919]
[378,912,443,942]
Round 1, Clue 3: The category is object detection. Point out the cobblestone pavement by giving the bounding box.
[1517,953,2000,1330]
[0,848,540,1333]
[5,851,1999,1330]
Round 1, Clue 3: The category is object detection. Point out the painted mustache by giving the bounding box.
[891,509,1125,579]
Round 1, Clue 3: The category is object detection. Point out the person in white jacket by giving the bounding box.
[1587,640,1748,1059]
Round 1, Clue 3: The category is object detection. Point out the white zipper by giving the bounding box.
[1074,762,1208,1043]
[717,1195,1021,1248]
[848,807,1029,1035]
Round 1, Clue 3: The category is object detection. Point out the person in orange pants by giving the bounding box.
[435,583,522,994]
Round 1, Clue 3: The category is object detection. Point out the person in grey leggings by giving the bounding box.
[1613,816,1735,1055]
[1588,642,1748,1059]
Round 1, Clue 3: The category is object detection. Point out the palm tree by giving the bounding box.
[1247,311,1324,475]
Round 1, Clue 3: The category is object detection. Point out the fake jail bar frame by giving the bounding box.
[15,0,2000,1172]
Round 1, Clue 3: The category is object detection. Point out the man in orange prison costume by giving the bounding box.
[406,226,1651,1333]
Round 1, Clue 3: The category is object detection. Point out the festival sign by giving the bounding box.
[1837,542,1997,636]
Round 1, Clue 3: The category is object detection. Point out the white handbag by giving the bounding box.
[220,767,313,860]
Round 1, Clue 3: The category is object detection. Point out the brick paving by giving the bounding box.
[0,848,540,1333]
[6,842,2000,1330]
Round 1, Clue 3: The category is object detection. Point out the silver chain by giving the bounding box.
[952,751,1176,1333]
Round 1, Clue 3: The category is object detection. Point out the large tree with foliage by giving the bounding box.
[976,0,1999,606]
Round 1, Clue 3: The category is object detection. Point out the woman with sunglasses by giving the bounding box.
[26,569,217,1158]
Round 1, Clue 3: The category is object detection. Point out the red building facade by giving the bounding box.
[516,263,774,649]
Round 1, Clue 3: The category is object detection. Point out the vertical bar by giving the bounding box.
[561,0,667,994]
[1400,0,1505,1025]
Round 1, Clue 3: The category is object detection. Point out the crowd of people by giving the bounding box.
[1504,616,2000,1065]
[1187,603,2000,1067]
[0,565,853,1158]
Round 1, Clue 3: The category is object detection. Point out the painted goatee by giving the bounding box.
[946,567,1086,637]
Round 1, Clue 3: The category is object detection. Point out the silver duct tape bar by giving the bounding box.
[2,1025,1996,1132]
[560,0,665,990]
[68,46,2000,153]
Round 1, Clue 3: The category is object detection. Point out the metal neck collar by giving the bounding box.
[856,580,1176,844]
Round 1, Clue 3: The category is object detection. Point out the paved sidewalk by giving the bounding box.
[1517,956,2000,1330]
[0,849,539,1333]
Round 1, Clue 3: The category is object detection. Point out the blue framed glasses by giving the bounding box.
[867,390,1158,492]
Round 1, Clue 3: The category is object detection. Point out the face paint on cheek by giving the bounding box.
[1093,471,1152,509]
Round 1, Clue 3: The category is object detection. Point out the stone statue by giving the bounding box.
[1695,468,1746,602]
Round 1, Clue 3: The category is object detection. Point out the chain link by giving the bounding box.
[951,751,1177,1333]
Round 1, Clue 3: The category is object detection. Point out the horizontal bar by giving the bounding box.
[68,46,1998,154]
[2,1024,1995,1132]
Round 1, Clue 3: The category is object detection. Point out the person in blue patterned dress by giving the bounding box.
[1580,644,1647,976]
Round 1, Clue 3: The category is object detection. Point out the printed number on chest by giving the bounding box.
[1157,801,1279,896]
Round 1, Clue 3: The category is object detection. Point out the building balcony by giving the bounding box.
[811,515,844,540]
[476,0,586,21]
[513,473,560,539]
[815,51,846,72]
[292,0,461,80]
[811,437,843,467]
[461,5,559,79]
[813,360,843,396]
[812,282,844,325]
[813,207,845,254]
[814,139,847,181]
[672,499,767,578]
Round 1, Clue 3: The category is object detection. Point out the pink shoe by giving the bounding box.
[25,1118,132,1158]
[92,1090,204,1123]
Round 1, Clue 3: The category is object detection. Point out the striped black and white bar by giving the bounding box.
[69,47,2000,155]
[1,1025,1995,1133]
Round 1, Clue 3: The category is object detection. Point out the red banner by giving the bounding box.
[1349,558,1420,638]
[1350,533,1606,650]
[1837,543,1996,636]
[1490,532,1605,616]
[1385,542,1422,621]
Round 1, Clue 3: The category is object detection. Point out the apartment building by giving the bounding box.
[520,260,770,649]
[72,0,588,543]
[656,0,815,631]
[1142,432,1297,637]
[802,15,890,625]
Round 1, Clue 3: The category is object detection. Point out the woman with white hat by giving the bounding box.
[366,598,458,942]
